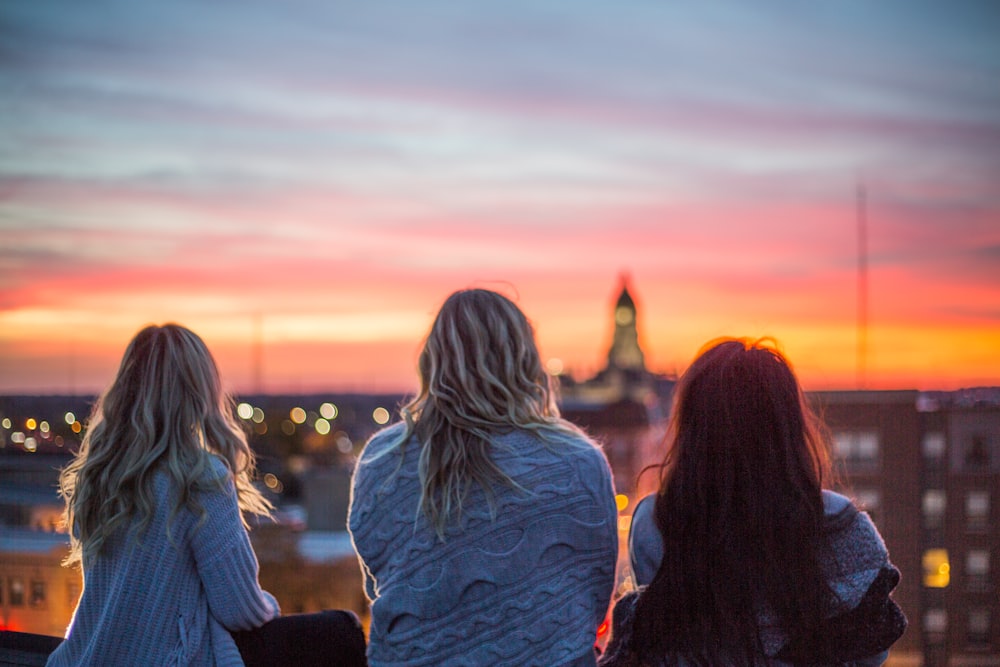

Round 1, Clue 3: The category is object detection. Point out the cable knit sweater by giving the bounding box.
[47,456,280,667]
[348,422,619,667]
[601,490,906,666]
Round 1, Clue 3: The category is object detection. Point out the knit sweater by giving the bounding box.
[602,490,905,666]
[47,456,280,667]
[348,422,619,667]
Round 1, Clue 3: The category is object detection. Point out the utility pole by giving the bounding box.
[252,312,263,395]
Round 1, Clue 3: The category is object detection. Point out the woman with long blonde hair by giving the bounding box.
[349,288,619,667]
[48,324,280,665]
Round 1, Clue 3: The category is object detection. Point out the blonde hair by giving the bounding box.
[59,324,272,566]
[393,289,586,539]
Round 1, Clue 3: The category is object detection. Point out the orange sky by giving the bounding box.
[2,2,998,395]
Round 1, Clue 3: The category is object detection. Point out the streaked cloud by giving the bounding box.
[1,0,998,393]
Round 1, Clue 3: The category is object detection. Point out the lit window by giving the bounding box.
[832,431,880,466]
[966,491,990,530]
[923,549,950,588]
[968,609,991,646]
[966,549,990,592]
[922,432,946,459]
[922,490,946,529]
[9,577,24,606]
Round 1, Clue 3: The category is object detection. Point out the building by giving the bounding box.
[815,389,1000,665]
[559,275,674,499]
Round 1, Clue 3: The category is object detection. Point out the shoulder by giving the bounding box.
[360,421,409,460]
[821,489,890,574]
[351,422,411,491]
[542,425,611,468]
[822,489,855,518]
[356,422,410,469]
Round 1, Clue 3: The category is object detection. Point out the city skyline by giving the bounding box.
[2,1,999,394]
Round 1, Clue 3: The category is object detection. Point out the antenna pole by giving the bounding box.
[857,184,869,388]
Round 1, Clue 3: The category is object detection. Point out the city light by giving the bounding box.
[252,407,265,424]
[237,403,254,420]
[615,494,629,512]
[314,418,331,435]
[336,434,353,453]
[372,407,390,425]
[923,549,950,588]
[319,402,338,420]
[64,412,75,425]
[1,418,10,429]
[290,407,307,425]
[25,418,37,430]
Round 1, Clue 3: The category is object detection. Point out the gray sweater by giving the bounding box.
[349,422,619,667]
[617,490,903,666]
[47,456,280,666]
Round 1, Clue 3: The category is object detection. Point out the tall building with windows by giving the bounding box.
[814,390,1000,665]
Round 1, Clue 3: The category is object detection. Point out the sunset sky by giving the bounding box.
[2,1,998,395]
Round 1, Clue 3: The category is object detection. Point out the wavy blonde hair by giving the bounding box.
[391,288,587,539]
[59,324,271,566]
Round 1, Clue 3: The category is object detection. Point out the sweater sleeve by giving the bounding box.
[191,476,281,632]
[627,494,662,587]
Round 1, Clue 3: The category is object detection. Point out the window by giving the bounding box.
[922,431,946,460]
[833,431,880,467]
[923,549,950,588]
[925,608,948,643]
[923,490,946,529]
[965,435,991,471]
[966,549,990,592]
[968,609,991,647]
[29,580,45,607]
[967,491,990,531]
[9,577,24,606]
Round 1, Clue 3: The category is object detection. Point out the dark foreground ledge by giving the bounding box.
[0,631,61,667]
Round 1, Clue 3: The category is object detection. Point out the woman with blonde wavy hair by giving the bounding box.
[349,288,619,667]
[49,324,333,666]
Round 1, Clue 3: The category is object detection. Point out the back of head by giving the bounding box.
[61,324,268,565]
[416,288,557,427]
[633,338,832,663]
[402,289,573,537]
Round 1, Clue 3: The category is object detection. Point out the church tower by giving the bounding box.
[607,275,646,372]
